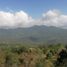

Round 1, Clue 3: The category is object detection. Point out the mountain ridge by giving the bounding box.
[0,25,67,44]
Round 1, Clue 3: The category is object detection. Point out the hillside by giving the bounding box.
[0,26,67,44]
[0,44,66,67]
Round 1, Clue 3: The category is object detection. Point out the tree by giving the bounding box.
[55,49,67,67]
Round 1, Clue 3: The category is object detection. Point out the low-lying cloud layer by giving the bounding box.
[0,9,67,29]
[39,10,67,28]
[0,11,33,28]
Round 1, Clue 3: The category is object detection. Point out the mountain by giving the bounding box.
[0,25,67,44]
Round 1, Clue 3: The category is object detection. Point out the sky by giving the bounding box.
[0,0,67,28]
[0,0,67,18]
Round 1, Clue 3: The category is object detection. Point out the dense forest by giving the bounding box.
[0,43,67,67]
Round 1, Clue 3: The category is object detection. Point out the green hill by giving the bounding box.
[0,26,67,44]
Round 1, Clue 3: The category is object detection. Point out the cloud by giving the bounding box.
[0,9,67,29]
[36,10,67,28]
[0,11,33,28]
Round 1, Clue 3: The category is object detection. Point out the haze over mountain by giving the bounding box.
[0,10,67,44]
[0,25,67,44]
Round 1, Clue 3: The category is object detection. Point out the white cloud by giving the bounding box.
[36,10,67,28]
[0,11,33,28]
[0,9,67,29]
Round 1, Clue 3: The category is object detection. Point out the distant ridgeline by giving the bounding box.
[0,26,67,44]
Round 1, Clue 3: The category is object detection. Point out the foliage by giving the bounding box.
[0,43,66,67]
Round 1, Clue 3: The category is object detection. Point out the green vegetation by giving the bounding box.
[0,26,67,44]
[0,43,67,67]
